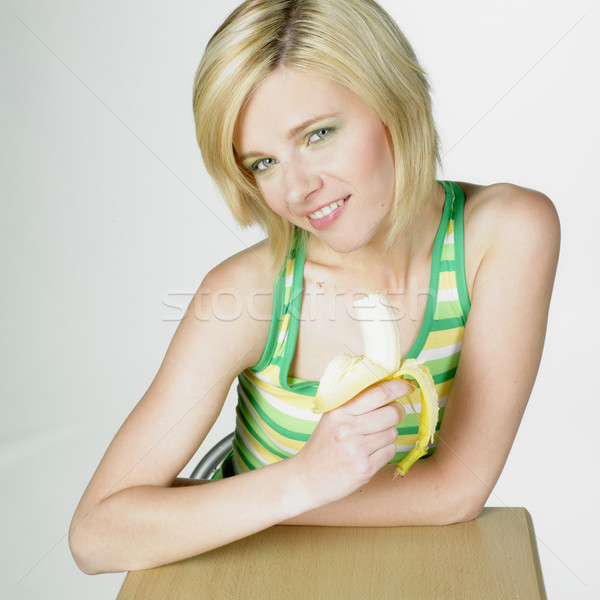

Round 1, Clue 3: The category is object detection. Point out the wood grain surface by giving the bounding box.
[117,507,546,599]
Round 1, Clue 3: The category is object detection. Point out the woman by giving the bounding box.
[69,0,560,574]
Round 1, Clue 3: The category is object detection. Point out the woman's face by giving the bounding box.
[234,68,396,255]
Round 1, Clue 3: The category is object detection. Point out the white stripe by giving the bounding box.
[237,389,300,455]
[241,378,320,422]
[404,401,422,415]
[263,430,298,456]
[232,451,245,474]
[235,419,269,466]
[258,385,321,422]
[394,441,438,452]
[253,370,277,385]
[419,341,462,362]
[437,287,459,302]
[393,443,418,453]
[285,274,293,287]
[277,329,287,343]
[443,232,455,244]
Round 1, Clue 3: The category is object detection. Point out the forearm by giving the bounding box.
[281,458,485,527]
[69,457,315,574]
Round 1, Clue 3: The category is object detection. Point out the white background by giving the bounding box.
[1,0,598,598]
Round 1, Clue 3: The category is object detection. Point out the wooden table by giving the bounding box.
[117,507,546,599]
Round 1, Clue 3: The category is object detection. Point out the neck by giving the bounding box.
[305,182,445,289]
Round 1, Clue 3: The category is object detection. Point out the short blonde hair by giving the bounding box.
[193,0,440,274]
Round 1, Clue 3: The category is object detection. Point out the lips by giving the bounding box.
[307,197,346,220]
[306,196,349,230]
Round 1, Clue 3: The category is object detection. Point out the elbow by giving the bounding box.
[439,498,485,525]
[426,458,489,525]
[69,533,127,575]
[68,512,127,575]
[68,525,103,575]
[431,483,487,525]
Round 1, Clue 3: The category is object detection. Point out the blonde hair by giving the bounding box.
[193,0,440,274]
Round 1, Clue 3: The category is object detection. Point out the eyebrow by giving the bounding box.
[238,113,340,161]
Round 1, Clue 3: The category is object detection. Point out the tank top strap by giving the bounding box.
[440,180,471,321]
[271,230,306,365]
[248,228,309,389]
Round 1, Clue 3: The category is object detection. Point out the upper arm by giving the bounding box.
[74,244,273,514]
[434,184,560,515]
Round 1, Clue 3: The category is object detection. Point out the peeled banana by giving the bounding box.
[313,293,439,478]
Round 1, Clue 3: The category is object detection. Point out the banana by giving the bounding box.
[313,293,439,478]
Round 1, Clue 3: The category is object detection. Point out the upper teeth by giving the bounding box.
[308,198,345,220]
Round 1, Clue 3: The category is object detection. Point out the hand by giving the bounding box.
[292,378,411,507]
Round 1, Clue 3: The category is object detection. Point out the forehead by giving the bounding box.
[234,68,371,152]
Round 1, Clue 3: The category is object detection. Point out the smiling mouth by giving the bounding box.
[308,197,348,220]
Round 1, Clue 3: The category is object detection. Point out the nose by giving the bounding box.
[281,158,322,208]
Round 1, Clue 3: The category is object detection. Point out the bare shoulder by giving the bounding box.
[461,181,560,251]
[458,182,560,295]
[189,238,275,369]
[200,238,274,298]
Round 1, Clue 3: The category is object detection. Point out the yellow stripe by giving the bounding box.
[285,258,295,279]
[241,377,309,451]
[260,364,281,385]
[247,371,315,410]
[395,434,418,446]
[438,269,458,291]
[244,398,305,452]
[424,326,464,349]
[238,417,285,464]
[436,379,454,399]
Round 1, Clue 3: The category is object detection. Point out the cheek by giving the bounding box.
[352,125,395,191]
[254,177,288,215]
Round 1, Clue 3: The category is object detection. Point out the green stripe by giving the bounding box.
[451,182,472,319]
[440,243,455,262]
[273,338,286,359]
[279,238,307,388]
[250,261,286,372]
[211,465,224,480]
[237,401,290,460]
[286,377,319,395]
[431,316,466,331]
[433,367,457,385]
[239,376,313,441]
[397,425,419,435]
[426,352,461,378]
[389,451,409,464]
[434,299,464,320]
[236,440,262,471]
[406,181,453,359]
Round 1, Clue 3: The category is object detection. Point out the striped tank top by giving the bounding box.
[213,180,470,478]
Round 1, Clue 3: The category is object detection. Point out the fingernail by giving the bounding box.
[403,379,418,393]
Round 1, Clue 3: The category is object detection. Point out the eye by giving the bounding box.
[250,157,278,173]
[307,126,334,145]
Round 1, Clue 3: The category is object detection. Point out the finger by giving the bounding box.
[393,401,406,422]
[351,426,397,461]
[353,403,403,435]
[345,378,413,416]
[367,440,398,470]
